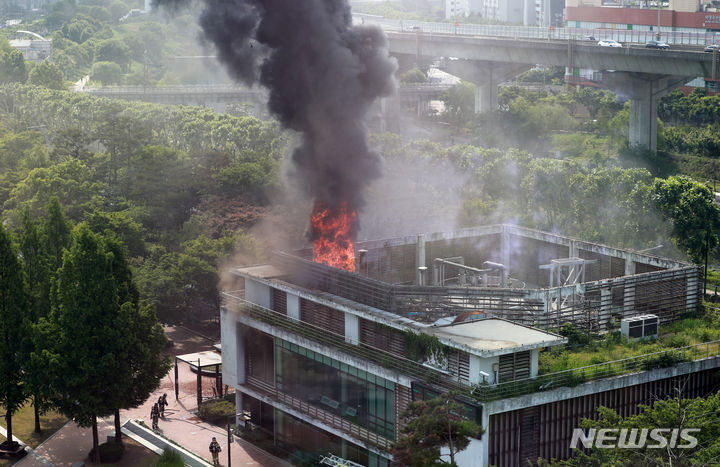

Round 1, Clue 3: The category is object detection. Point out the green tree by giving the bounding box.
[103,234,170,444]
[91,61,123,85]
[392,392,482,466]
[27,61,66,90]
[41,225,124,461]
[0,49,28,84]
[0,222,29,452]
[400,68,427,84]
[18,210,52,434]
[653,176,720,264]
[557,389,720,466]
[441,81,476,124]
[95,39,131,71]
[40,197,73,275]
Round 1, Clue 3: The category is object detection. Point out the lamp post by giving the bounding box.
[227,411,252,467]
[657,1,661,40]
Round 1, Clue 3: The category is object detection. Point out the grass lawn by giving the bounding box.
[0,403,68,466]
[539,312,720,375]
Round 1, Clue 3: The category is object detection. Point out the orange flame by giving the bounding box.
[311,201,357,271]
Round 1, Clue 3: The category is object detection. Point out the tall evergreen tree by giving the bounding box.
[104,234,170,444]
[44,225,122,461]
[0,222,29,452]
[18,210,53,434]
[41,197,73,274]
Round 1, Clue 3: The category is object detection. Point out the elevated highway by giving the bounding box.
[384,30,720,149]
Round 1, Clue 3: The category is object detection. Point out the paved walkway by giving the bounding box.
[11,326,289,467]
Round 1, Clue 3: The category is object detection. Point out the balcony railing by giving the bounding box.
[245,376,393,451]
[477,340,720,402]
[223,293,720,404]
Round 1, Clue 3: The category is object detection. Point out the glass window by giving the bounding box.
[274,340,395,439]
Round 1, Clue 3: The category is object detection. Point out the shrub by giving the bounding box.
[153,447,184,467]
[91,441,125,463]
[198,398,235,424]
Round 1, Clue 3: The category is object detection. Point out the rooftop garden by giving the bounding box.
[538,308,720,375]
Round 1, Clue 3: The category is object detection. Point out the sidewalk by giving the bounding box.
[13,326,289,467]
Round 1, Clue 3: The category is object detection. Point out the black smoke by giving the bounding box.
[154,0,397,213]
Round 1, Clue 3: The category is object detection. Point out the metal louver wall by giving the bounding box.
[498,351,531,383]
[447,350,471,383]
[300,298,345,336]
[271,288,287,315]
[359,318,406,358]
[489,368,718,466]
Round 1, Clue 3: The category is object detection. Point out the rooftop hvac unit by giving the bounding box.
[621,314,659,340]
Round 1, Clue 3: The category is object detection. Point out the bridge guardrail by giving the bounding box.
[353,14,720,46]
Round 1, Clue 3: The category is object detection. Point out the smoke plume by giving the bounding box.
[155,0,397,214]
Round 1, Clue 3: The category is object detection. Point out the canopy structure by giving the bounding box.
[174,350,223,407]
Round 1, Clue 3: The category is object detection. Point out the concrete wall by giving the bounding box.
[470,354,499,384]
[220,306,242,386]
[245,278,271,309]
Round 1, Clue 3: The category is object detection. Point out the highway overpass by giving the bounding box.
[384,30,720,150]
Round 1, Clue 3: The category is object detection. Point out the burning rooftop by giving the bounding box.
[229,223,699,337]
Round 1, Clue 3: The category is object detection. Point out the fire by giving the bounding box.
[310,201,357,271]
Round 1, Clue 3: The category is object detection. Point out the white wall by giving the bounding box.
[345,313,359,344]
[470,354,499,384]
[441,438,484,466]
[287,293,300,320]
[245,278,271,309]
[220,306,243,386]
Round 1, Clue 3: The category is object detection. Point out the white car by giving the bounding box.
[598,40,622,47]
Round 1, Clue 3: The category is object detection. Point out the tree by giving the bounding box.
[18,210,52,434]
[392,392,482,466]
[400,68,427,84]
[42,225,124,461]
[91,61,122,85]
[0,222,29,453]
[103,234,170,444]
[94,39,131,71]
[653,176,720,264]
[441,81,476,124]
[40,197,73,273]
[557,388,720,466]
[0,49,28,84]
[27,61,65,90]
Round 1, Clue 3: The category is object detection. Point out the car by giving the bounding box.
[645,40,670,49]
[705,44,720,52]
[598,40,622,47]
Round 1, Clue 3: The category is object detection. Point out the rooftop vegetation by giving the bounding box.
[539,308,720,375]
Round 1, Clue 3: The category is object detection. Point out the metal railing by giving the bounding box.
[245,376,393,450]
[353,14,720,46]
[478,340,720,401]
[224,292,720,403]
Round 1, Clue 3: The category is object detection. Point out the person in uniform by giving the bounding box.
[209,436,222,466]
[150,402,160,430]
[158,393,168,417]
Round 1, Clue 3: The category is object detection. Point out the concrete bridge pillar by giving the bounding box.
[596,72,692,151]
[440,59,530,113]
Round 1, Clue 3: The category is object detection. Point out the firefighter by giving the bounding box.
[158,393,168,417]
[209,436,222,466]
[150,402,160,430]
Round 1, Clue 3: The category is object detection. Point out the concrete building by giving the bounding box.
[221,224,717,466]
[9,31,51,61]
[446,0,470,19]
[566,0,720,35]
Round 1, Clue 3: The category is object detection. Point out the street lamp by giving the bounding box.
[657,1,661,40]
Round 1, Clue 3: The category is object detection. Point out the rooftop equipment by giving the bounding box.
[620,314,659,340]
